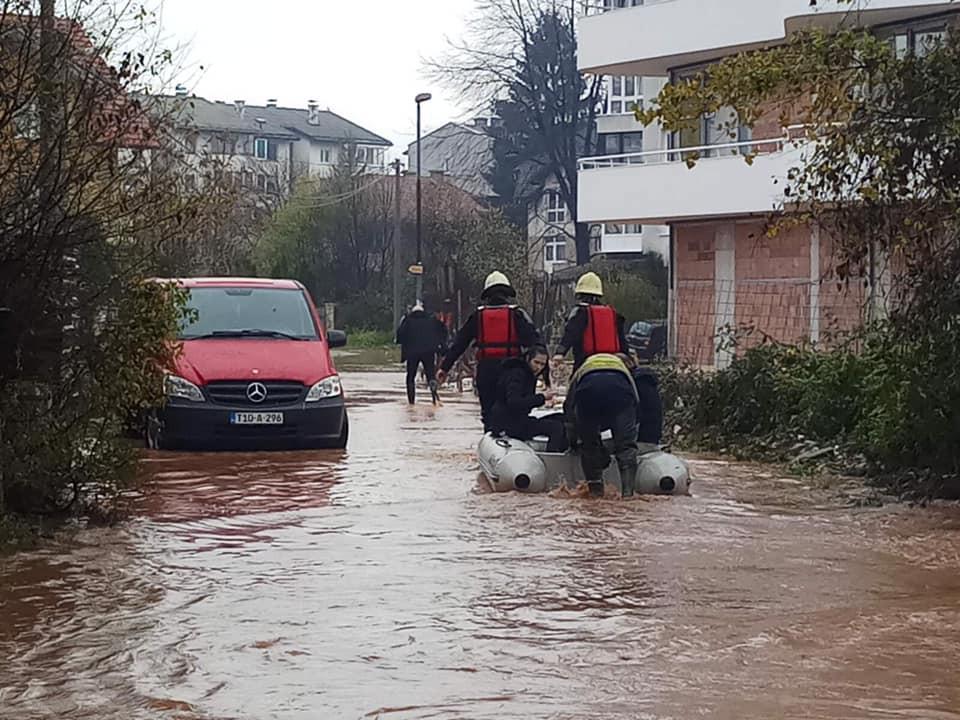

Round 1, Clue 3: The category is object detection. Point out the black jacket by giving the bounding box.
[555,304,629,370]
[489,357,546,436]
[396,311,446,360]
[633,367,663,445]
[440,298,541,372]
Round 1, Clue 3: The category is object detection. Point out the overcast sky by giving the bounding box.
[157,0,477,158]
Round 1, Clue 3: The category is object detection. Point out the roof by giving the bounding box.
[257,105,392,147]
[405,121,497,198]
[155,96,392,147]
[153,277,305,290]
[153,96,299,139]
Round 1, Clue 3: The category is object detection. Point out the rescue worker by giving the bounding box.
[489,345,568,452]
[437,271,541,430]
[396,301,446,405]
[553,272,629,371]
[632,359,664,447]
[563,353,639,499]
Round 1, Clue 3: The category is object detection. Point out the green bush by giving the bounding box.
[663,328,960,490]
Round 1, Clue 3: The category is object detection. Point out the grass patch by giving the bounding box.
[345,329,394,349]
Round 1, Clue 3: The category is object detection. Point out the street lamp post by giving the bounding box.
[414,92,432,305]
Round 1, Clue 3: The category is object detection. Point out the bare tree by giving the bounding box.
[430,0,604,264]
[0,1,240,521]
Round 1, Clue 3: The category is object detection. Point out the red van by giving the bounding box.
[147,278,348,450]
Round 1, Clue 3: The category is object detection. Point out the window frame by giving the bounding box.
[878,18,949,58]
[545,190,567,225]
[605,74,644,116]
[543,235,567,264]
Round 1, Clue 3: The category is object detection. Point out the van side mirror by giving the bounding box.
[327,329,347,348]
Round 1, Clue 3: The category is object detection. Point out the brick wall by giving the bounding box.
[672,219,870,366]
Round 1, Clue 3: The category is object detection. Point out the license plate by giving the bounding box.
[230,412,284,425]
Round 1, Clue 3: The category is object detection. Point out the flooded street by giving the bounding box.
[2,370,960,720]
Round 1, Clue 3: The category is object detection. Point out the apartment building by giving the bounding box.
[160,91,392,196]
[406,105,668,276]
[577,0,958,367]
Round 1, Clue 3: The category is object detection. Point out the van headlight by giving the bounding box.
[164,374,205,402]
[306,375,342,402]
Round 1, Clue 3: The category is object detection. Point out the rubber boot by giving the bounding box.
[588,481,604,498]
[429,379,439,406]
[619,463,638,498]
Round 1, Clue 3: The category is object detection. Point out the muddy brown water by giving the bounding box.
[2,370,960,720]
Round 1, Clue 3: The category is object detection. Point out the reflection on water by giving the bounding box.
[2,372,960,719]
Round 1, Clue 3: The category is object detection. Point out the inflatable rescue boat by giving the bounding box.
[477,430,691,496]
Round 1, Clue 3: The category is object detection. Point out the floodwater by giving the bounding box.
[2,370,960,720]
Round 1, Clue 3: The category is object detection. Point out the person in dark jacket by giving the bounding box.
[632,364,664,446]
[437,272,542,430]
[396,302,446,405]
[553,272,629,371]
[563,353,639,498]
[489,346,568,452]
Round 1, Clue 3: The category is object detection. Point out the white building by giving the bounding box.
[576,0,958,366]
[590,73,670,262]
[160,91,392,195]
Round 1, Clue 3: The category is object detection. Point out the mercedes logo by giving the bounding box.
[246,382,268,404]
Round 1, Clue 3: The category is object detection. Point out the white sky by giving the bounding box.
[156,0,477,159]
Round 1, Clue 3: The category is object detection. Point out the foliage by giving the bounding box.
[0,2,235,535]
[431,0,604,263]
[256,167,529,330]
[587,257,668,324]
[346,329,394,348]
[642,25,960,490]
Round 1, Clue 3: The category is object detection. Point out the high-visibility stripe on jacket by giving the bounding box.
[475,306,521,361]
[571,353,638,401]
[583,304,621,356]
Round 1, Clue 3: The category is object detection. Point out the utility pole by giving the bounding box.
[391,159,402,332]
[414,93,432,305]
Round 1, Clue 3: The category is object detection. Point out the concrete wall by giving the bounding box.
[579,0,956,76]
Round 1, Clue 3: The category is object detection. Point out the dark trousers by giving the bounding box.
[475,359,502,431]
[576,404,639,495]
[498,416,568,453]
[405,352,436,404]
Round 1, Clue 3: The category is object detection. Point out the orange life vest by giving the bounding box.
[582,304,620,356]
[475,306,521,361]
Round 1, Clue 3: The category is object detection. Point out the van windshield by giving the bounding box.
[179,287,319,340]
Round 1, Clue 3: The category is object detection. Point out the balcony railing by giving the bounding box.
[580,0,674,16]
[579,135,792,170]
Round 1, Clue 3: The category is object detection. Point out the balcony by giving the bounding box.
[578,0,956,76]
[578,136,805,225]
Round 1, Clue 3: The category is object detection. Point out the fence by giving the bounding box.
[672,276,880,368]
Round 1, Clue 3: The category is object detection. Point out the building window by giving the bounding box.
[545,191,566,224]
[602,0,643,10]
[599,131,644,161]
[255,138,268,159]
[591,233,602,255]
[212,133,236,155]
[605,75,643,115]
[883,24,947,58]
[13,102,40,140]
[544,235,566,263]
[604,223,643,235]
[319,147,332,164]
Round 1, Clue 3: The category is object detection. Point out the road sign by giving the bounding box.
[408,264,424,276]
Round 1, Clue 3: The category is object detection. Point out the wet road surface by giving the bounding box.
[2,370,960,719]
